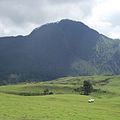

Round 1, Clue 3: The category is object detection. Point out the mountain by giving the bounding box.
[0,19,120,84]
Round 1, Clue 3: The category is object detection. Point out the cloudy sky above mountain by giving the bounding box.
[0,0,119,38]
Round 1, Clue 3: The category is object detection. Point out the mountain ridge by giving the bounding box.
[0,19,120,84]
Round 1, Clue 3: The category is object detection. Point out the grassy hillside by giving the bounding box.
[0,75,120,120]
[0,75,120,97]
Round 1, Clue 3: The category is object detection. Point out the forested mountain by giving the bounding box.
[0,19,120,84]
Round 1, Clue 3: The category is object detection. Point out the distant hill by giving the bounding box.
[0,19,120,84]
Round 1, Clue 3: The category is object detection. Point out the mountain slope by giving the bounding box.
[0,19,120,84]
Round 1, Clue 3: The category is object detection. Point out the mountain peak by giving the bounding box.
[0,19,119,83]
[59,19,77,23]
[58,19,82,26]
[30,19,98,36]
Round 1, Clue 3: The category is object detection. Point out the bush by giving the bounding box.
[74,87,83,94]
[43,89,54,95]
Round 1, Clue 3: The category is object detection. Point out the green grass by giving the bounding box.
[0,93,120,120]
[0,75,120,120]
[0,75,120,97]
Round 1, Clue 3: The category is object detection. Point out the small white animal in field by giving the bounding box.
[88,98,94,103]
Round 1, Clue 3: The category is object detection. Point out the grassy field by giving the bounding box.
[0,94,119,120]
[0,75,120,120]
[0,75,120,97]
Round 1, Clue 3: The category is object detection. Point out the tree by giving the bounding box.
[83,80,93,95]
[43,89,49,95]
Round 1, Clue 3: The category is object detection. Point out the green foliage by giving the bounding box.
[71,59,97,76]
[43,89,54,95]
[83,80,93,95]
[74,87,83,94]
[43,88,49,95]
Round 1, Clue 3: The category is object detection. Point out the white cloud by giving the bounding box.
[109,26,120,38]
[0,0,119,39]
[84,0,120,38]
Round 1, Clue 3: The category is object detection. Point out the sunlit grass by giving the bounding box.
[0,75,120,119]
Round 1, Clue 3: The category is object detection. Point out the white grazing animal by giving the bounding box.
[88,98,94,103]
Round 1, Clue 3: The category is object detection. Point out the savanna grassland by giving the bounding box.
[0,75,120,120]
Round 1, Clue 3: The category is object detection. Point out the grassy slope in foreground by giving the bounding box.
[0,75,120,120]
[0,93,120,120]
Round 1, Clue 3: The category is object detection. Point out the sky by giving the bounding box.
[0,0,120,39]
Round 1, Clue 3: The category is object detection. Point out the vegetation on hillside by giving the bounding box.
[0,75,120,98]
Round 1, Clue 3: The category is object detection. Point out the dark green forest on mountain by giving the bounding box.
[0,19,120,84]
